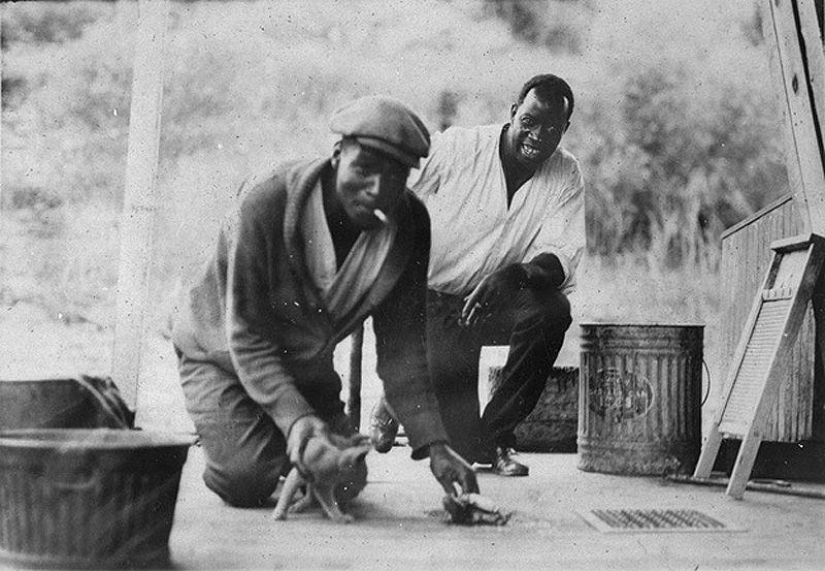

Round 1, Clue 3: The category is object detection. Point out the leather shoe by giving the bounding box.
[492,447,529,477]
[369,401,399,453]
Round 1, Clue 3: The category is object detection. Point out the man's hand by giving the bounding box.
[286,414,333,473]
[429,442,479,496]
[461,264,527,326]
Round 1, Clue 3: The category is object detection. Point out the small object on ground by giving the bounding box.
[442,492,512,526]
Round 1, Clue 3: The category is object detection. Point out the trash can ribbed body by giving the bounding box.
[0,429,193,569]
[578,323,703,475]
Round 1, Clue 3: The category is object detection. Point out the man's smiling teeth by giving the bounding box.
[521,144,540,158]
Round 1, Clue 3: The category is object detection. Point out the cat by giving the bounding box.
[272,433,371,523]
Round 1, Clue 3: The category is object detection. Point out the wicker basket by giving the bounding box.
[0,429,195,569]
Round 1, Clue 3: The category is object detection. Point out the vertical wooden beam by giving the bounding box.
[347,322,365,432]
[1,9,4,214]
[762,0,825,234]
[112,0,169,410]
[802,0,825,443]
[812,268,825,440]
[796,0,824,130]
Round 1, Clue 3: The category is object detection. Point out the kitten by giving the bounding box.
[273,434,371,523]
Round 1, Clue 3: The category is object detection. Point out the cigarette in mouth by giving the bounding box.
[373,209,389,224]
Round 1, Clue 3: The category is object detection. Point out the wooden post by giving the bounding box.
[1,12,3,214]
[112,0,169,410]
[813,268,825,440]
[761,0,825,234]
[347,322,365,432]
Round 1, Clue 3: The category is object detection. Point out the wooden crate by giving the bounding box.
[478,346,578,452]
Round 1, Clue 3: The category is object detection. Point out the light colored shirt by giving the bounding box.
[409,124,586,296]
[301,181,397,323]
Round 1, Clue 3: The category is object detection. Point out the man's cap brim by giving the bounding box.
[352,136,420,169]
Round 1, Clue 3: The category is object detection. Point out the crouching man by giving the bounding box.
[371,74,585,477]
[172,96,478,507]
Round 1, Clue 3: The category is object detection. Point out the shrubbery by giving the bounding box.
[1,0,787,325]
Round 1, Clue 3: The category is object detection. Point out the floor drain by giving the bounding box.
[581,509,742,533]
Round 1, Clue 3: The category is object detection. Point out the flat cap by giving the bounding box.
[329,96,430,168]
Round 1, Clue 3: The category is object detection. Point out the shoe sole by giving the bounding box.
[494,469,529,477]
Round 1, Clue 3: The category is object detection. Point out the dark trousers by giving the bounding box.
[425,287,571,463]
[175,348,359,507]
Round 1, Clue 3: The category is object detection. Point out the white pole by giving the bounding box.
[1,8,4,213]
[112,0,169,410]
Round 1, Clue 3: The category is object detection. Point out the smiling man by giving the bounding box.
[370,74,586,477]
[172,96,478,508]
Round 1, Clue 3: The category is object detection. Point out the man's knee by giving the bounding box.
[522,290,572,334]
[544,296,572,332]
[191,411,288,507]
[203,456,285,507]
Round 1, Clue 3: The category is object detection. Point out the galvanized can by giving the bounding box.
[578,323,704,475]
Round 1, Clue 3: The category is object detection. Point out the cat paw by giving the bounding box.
[288,495,314,513]
[328,513,354,524]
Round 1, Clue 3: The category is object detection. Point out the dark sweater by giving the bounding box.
[172,158,447,458]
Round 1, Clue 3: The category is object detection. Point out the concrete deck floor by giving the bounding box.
[168,444,825,571]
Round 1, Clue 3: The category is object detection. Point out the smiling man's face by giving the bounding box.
[503,89,569,172]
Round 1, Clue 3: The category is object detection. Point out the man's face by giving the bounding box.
[504,89,569,170]
[333,141,409,230]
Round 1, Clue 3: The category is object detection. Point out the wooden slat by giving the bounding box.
[720,193,793,240]
[796,0,825,142]
[762,0,825,234]
[112,0,170,410]
[813,271,825,440]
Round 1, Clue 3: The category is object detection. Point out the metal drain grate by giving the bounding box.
[581,509,741,533]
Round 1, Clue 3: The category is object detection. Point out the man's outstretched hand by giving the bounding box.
[429,442,479,496]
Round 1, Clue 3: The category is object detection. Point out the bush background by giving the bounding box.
[0,0,790,422]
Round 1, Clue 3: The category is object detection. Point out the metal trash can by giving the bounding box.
[578,322,703,475]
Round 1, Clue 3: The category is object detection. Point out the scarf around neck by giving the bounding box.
[300,181,397,324]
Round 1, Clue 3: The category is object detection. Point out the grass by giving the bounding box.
[1,202,726,433]
[0,0,762,432]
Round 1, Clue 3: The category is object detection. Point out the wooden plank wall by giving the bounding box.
[720,193,817,442]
